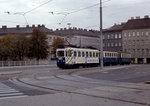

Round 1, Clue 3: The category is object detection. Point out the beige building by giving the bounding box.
[52,28,100,49]
[122,16,150,63]
[0,25,100,59]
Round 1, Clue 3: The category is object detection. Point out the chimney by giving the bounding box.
[2,25,7,29]
[26,25,29,28]
[41,24,45,27]
[121,22,126,25]
[32,24,35,28]
[144,15,149,18]
[16,25,20,28]
[131,17,134,20]
[136,16,140,19]
[38,24,41,27]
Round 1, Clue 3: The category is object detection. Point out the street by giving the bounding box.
[82,65,150,83]
[0,65,150,106]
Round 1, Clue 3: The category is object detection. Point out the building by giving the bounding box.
[0,25,53,37]
[0,25,100,59]
[103,23,125,52]
[53,28,100,50]
[122,16,150,63]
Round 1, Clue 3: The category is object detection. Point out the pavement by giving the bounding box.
[0,65,150,106]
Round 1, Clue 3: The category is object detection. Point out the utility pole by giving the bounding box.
[100,0,103,68]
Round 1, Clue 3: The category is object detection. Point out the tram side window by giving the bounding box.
[66,51,67,56]
[96,52,98,57]
[93,52,95,57]
[78,51,81,57]
[90,52,92,57]
[82,52,85,57]
[110,53,112,57]
[86,52,88,57]
[68,50,72,57]
[74,51,77,57]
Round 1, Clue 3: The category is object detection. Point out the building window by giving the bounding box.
[111,43,114,47]
[115,34,118,39]
[128,32,131,37]
[108,43,110,47]
[124,33,127,37]
[137,32,140,36]
[146,49,149,54]
[111,34,114,39]
[119,43,121,46]
[133,32,135,36]
[103,43,105,47]
[119,34,121,38]
[108,35,110,39]
[142,32,144,36]
[48,37,52,42]
[133,49,135,53]
[146,32,149,35]
[115,43,118,47]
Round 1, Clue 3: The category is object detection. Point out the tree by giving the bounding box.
[26,29,49,62]
[0,34,28,61]
[51,37,66,58]
[10,34,28,60]
[0,34,14,60]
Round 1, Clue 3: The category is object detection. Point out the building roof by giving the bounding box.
[54,28,99,38]
[123,17,150,30]
[0,25,53,36]
[103,23,126,32]
[0,25,99,38]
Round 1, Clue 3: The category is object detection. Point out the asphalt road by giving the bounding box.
[81,65,150,83]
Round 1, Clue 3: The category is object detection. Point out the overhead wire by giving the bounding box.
[10,0,53,25]
[53,0,111,26]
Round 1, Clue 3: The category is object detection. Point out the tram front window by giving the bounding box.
[57,51,64,57]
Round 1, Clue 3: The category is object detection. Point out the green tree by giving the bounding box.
[51,37,66,58]
[26,29,49,62]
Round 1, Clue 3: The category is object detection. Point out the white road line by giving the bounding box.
[0,83,27,99]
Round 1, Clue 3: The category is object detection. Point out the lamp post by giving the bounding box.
[100,0,103,68]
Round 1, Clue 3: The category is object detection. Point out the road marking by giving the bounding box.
[0,83,27,99]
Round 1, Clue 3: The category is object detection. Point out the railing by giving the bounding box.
[0,60,56,67]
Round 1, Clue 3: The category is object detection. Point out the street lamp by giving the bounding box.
[100,0,103,68]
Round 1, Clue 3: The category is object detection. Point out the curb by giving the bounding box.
[0,71,22,76]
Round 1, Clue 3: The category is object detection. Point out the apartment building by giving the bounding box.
[103,23,125,52]
[122,16,150,63]
[0,25,100,59]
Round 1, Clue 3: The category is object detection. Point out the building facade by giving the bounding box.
[53,28,100,50]
[122,16,150,63]
[103,23,125,52]
[0,25,100,59]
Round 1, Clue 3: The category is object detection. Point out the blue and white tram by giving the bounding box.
[56,47,131,68]
[56,47,100,68]
[118,52,131,65]
[103,51,118,65]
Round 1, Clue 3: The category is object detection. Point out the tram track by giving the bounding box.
[15,77,148,106]
[11,66,150,106]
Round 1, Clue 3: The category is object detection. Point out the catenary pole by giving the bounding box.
[100,0,103,68]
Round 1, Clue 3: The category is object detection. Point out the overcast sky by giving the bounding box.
[0,0,149,30]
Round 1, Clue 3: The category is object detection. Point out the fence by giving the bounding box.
[0,60,56,67]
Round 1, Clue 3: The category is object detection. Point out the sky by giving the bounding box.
[0,0,149,30]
